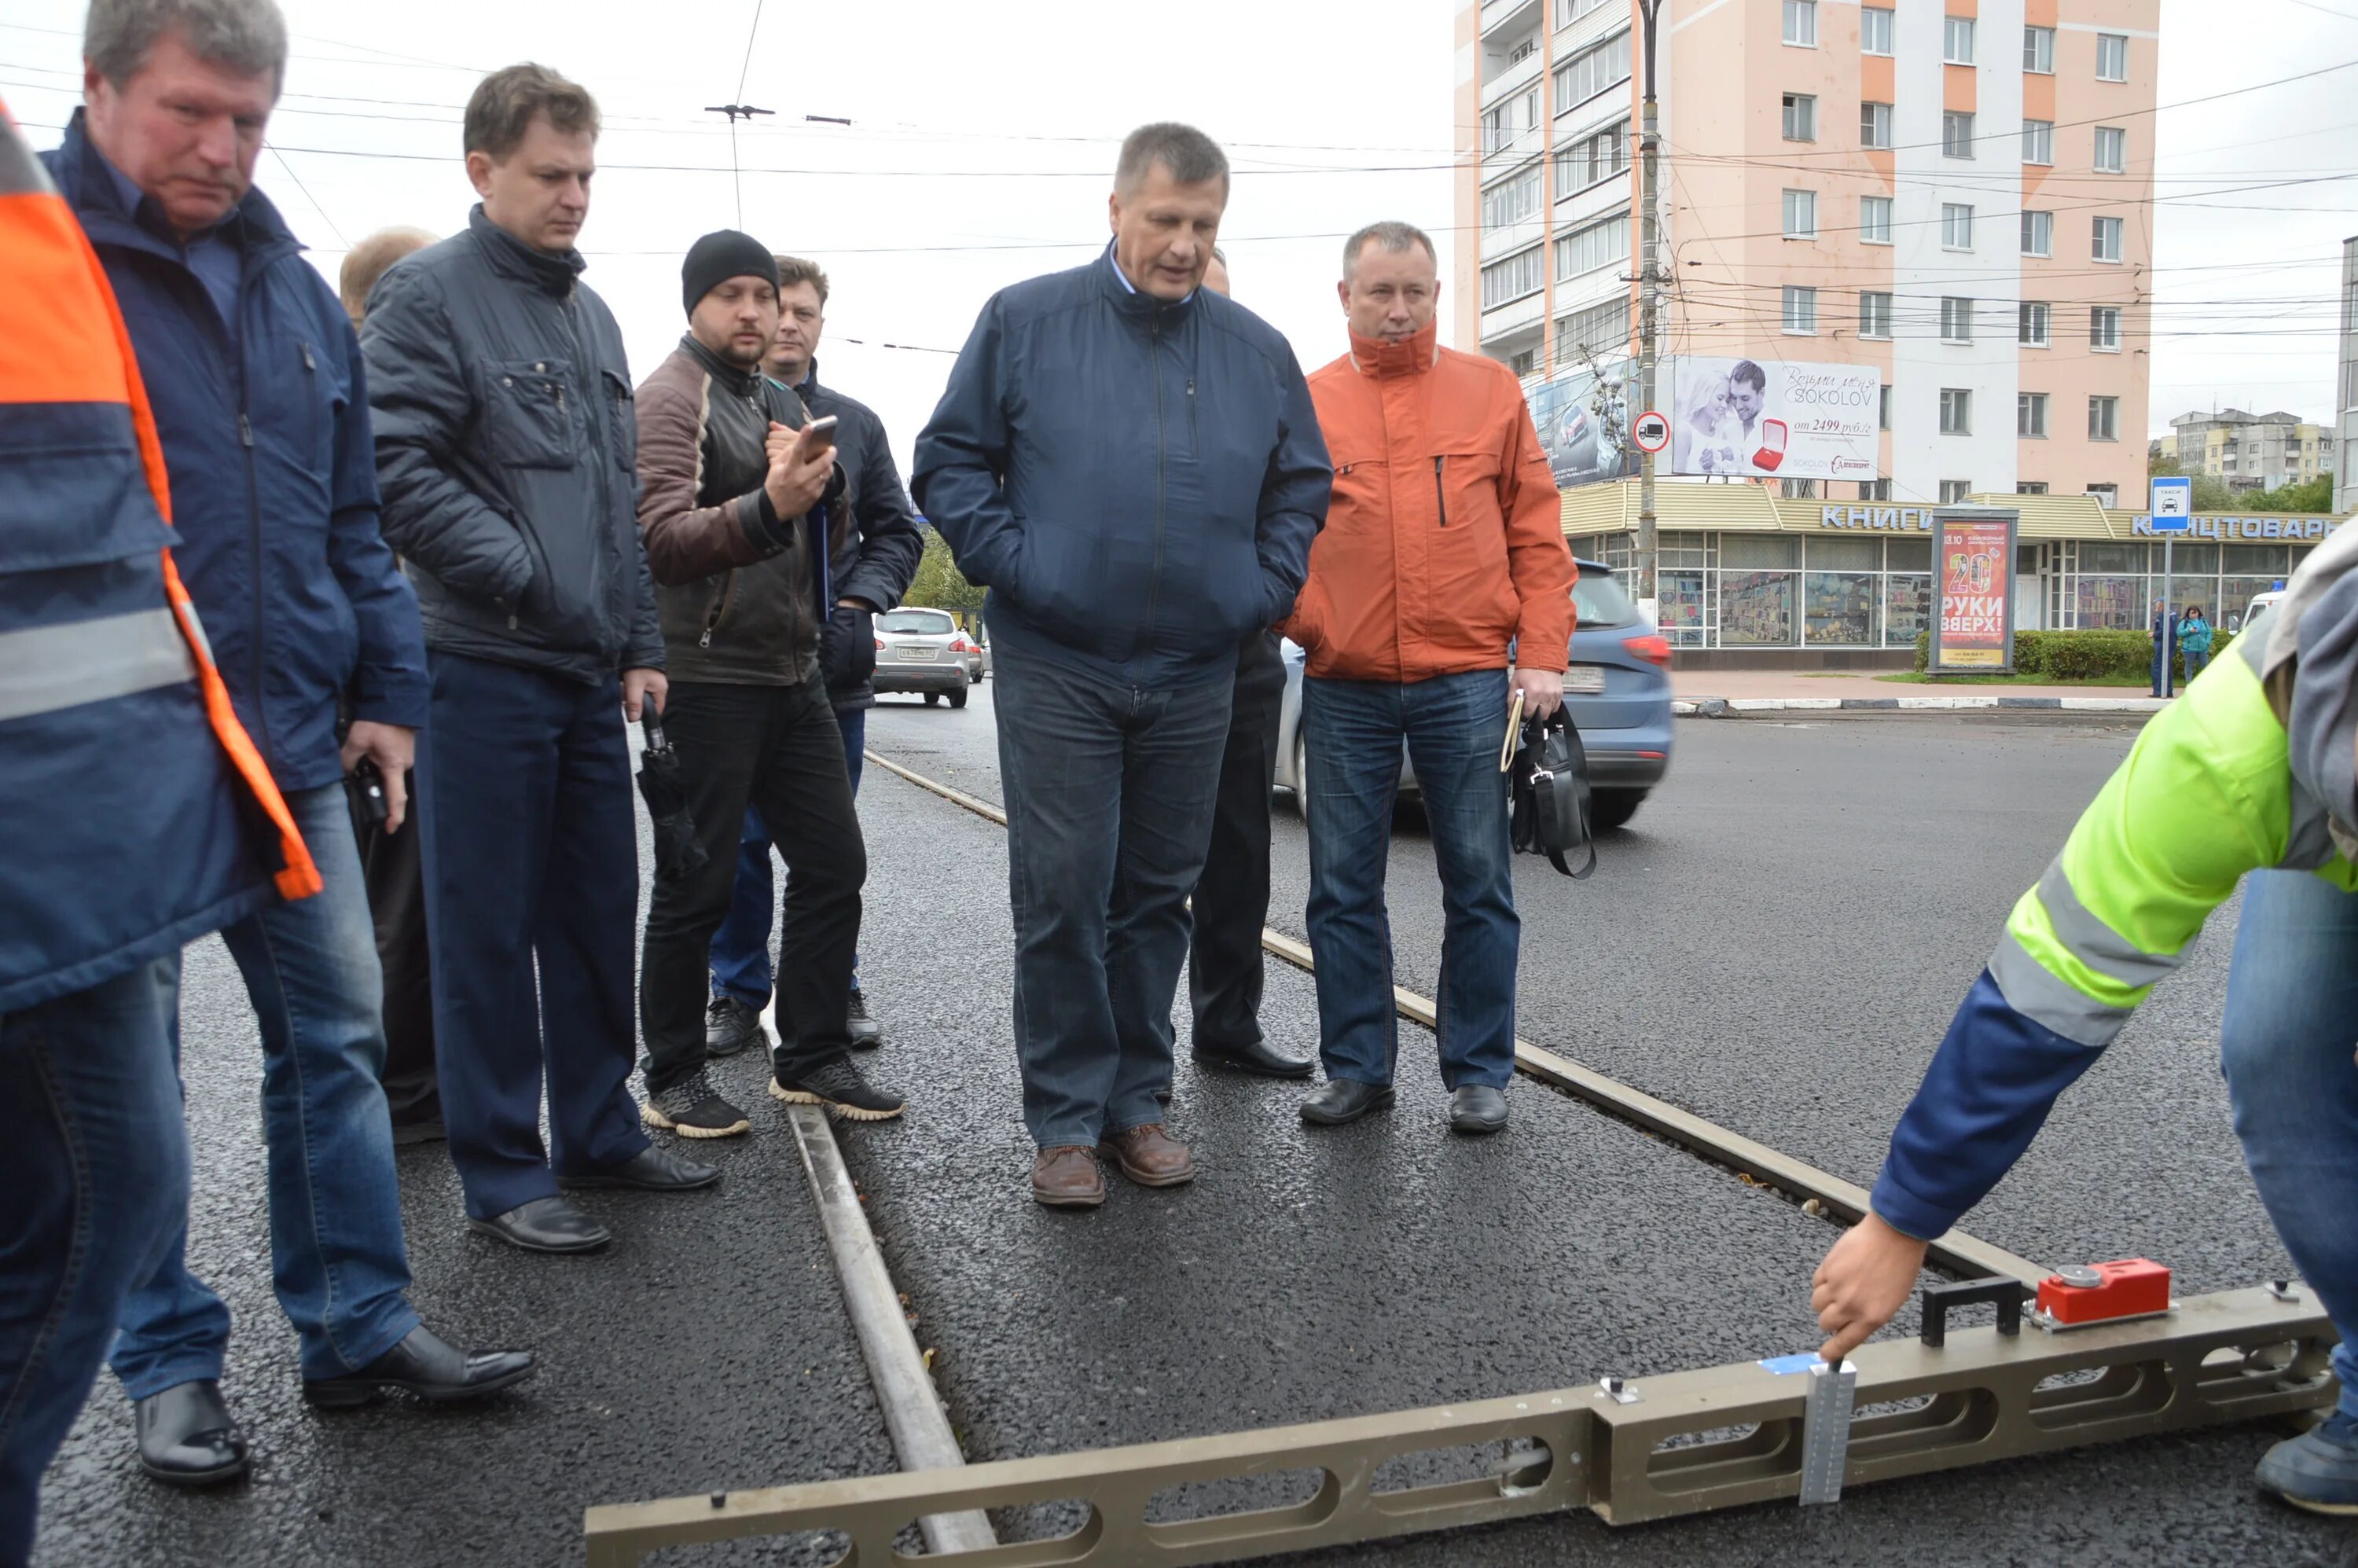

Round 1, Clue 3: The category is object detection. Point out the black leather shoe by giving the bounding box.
[303,1325,535,1409]
[134,1380,248,1486]
[706,995,768,1059]
[1300,1078,1395,1126]
[557,1144,722,1192]
[1195,1036,1315,1079]
[847,986,883,1051]
[467,1195,611,1254]
[1449,1085,1510,1135]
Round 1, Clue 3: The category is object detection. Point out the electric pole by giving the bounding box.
[1636,0,1665,623]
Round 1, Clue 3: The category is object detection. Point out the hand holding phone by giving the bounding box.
[764,418,836,517]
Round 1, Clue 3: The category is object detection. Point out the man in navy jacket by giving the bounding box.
[913,122,1331,1209]
[47,0,530,1491]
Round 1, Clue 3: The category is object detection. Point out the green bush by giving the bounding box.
[1912,626,2235,680]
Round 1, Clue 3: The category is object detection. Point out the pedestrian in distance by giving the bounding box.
[1284,221,1574,1137]
[703,254,924,1066]
[2179,602,2214,682]
[1180,245,1319,1088]
[2150,596,2177,696]
[913,122,1331,1209]
[0,89,332,1559]
[337,223,443,1146]
[1809,520,2358,1514]
[632,233,905,1133]
[363,62,721,1257]
[44,0,536,1490]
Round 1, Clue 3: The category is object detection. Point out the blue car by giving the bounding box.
[1274,558,1674,832]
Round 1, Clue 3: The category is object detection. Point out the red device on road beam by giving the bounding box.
[2033,1258,2173,1329]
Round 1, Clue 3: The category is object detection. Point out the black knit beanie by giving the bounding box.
[681,230,778,316]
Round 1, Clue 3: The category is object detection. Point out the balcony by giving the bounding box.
[1482,120,1546,182]
[1482,211,1546,259]
[1482,289,1548,341]
[1482,42,1544,108]
[1482,0,1543,40]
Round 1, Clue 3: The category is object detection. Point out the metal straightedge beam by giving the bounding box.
[585,1287,2334,1563]
[859,750,2047,1287]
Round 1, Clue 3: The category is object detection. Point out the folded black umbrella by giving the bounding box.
[637,713,707,879]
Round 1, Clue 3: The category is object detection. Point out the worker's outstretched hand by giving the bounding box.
[1812,1211,1930,1361]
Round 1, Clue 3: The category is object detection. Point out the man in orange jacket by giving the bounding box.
[1282,220,1575,1137]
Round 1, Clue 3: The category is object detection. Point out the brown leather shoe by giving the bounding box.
[1096,1123,1196,1188]
[1030,1146,1106,1209]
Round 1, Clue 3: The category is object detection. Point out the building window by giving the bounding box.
[1943,111,1976,160]
[2089,305,2121,350]
[1783,188,1818,239]
[1557,0,1612,24]
[1783,0,1817,46]
[2020,300,2051,346]
[1939,480,1972,504]
[1942,203,1974,250]
[2094,216,2125,263]
[2023,24,2055,72]
[2018,481,2050,494]
[1940,388,1971,435]
[1944,16,1975,64]
[2023,119,2053,166]
[1482,165,1541,230]
[1510,349,1537,376]
[1556,121,1629,194]
[1508,38,1537,64]
[1877,385,1894,431]
[1554,211,1630,280]
[1941,296,1974,343]
[1482,97,1533,155]
[2097,32,2129,81]
[1861,5,1893,55]
[1554,29,1633,116]
[1860,195,1893,244]
[1861,101,1893,149]
[2089,397,2121,442]
[2088,484,2119,507]
[1783,285,1818,333]
[2095,126,2127,173]
[1783,93,1817,141]
[2021,210,2053,258]
[2018,392,2049,438]
[1860,477,1893,501]
[1555,296,1632,365]
[1782,479,1821,498]
[1480,245,1544,309]
[1858,290,1893,339]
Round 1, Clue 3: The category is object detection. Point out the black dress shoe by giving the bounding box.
[1300,1078,1395,1126]
[557,1144,722,1192]
[1449,1084,1510,1135]
[1194,1036,1315,1079]
[134,1379,248,1486]
[303,1325,535,1409]
[468,1195,611,1254]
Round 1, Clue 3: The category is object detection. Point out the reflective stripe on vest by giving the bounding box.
[0,608,194,723]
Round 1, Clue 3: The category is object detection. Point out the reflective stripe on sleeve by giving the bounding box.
[2033,859,2186,991]
[1987,927,2135,1049]
[0,606,196,722]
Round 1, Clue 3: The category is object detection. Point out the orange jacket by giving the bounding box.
[1281,322,1574,682]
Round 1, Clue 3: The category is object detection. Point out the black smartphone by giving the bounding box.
[346,756,389,828]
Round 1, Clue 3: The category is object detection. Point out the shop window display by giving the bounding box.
[2075,575,2143,630]
[1660,569,1707,645]
[1721,571,1797,644]
[1884,575,1930,644]
[1804,572,1877,644]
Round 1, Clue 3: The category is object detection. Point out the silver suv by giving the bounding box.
[872,607,973,708]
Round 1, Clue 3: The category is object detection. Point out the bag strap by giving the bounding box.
[1548,839,1596,879]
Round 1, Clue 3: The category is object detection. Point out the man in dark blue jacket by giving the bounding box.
[913,123,1331,1209]
[47,0,531,1491]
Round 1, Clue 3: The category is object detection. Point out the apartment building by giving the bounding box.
[1453,0,2157,509]
[2166,407,2334,493]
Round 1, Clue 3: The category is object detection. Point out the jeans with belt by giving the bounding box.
[2220,868,2358,1423]
[1302,668,1519,1090]
[111,783,419,1397]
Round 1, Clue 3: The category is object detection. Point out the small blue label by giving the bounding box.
[1759,1353,1825,1375]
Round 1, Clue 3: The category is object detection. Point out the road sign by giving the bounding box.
[1632,409,1670,454]
[2149,476,2193,534]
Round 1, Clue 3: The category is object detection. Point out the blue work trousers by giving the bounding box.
[710,706,867,1008]
[112,784,418,1398]
[1301,669,1520,1090]
[2221,868,2358,1423]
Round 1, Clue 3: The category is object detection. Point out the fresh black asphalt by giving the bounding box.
[31,681,2352,1566]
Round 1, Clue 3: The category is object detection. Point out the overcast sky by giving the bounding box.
[4,0,2352,461]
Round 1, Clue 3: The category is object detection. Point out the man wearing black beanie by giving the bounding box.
[630,230,905,1135]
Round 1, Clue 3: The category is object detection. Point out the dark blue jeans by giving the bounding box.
[112,784,418,1397]
[415,655,649,1221]
[1301,670,1519,1090]
[1,958,186,1565]
[2221,869,2358,1423]
[711,706,867,1008]
[994,640,1232,1149]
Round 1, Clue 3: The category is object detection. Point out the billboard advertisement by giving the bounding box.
[1668,356,1881,481]
[1526,356,1636,489]
[1929,509,2019,673]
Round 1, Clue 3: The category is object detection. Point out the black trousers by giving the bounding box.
[351,769,439,1124]
[1188,631,1285,1051]
[639,680,865,1093]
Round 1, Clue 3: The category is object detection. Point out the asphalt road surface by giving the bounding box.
[31,678,2350,1567]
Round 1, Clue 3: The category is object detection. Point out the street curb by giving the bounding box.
[1673,694,2169,717]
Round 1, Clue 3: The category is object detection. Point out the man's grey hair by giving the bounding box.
[1343,221,1437,281]
[85,0,288,97]
[1115,122,1229,193]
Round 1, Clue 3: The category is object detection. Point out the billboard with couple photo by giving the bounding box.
[1669,356,1881,482]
